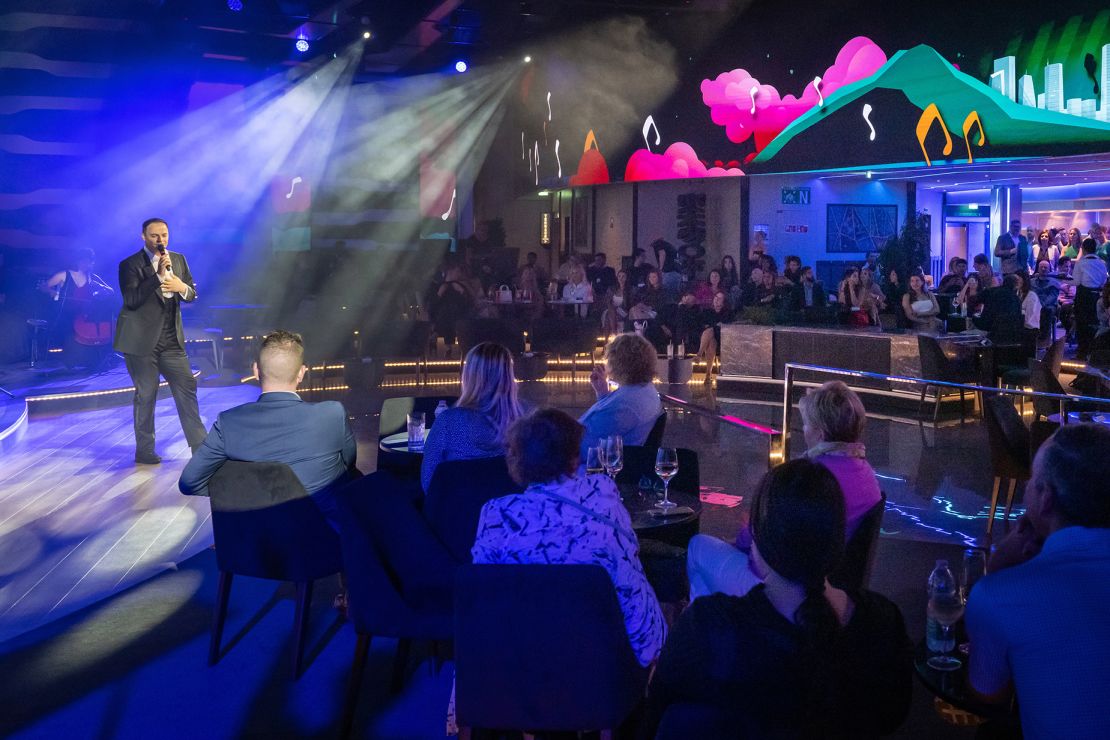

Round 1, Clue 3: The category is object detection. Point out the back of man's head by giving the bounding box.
[1081,237,1097,255]
[1035,423,1110,528]
[257,330,305,387]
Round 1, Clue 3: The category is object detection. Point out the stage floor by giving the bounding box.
[0,384,257,644]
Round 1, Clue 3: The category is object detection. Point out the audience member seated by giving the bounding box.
[640,269,667,311]
[644,458,912,738]
[586,252,617,298]
[562,262,593,318]
[967,424,1110,739]
[839,267,870,327]
[973,253,1001,288]
[1033,230,1059,270]
[579,332,662,459]
[782,255,803,285]
[514,264,545,319]
[754,268,781,309]
[936,256,968,294]
[660,290,703,350]
[974,273,1023,337]
[601,269,633,336]
[859,266,886,324]
[693,269,724,307]
[628,289,667,351]
[719,255,740,293]
[420,342,525,492]
[1062,226,1083,261]
[653,239,683,301]
[1057,256,1077,338]
[471,408,665,667]
[789,266,826,313]
[953,273,984,318]
[517,250,548,286]
[902,273,941,332]
[1030,260,1061,309]
[741,266,764,307]
[881,267,905,324]
[687,381,882,599]
[1096,282,1110,342]
[179,330,357,520]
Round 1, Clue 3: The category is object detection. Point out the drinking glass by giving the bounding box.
[406,412,425,451]
[585,446,605,475]
[926,594,966,671]
[603,435,624,480]
[654,447,679,511]
[962,548,987,601]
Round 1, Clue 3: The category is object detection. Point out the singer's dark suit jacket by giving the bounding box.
[114,248,197,356]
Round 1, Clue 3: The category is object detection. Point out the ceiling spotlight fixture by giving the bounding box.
[455,60,468,73]
[295,37,310,53]
[227,0,243,10]
[363,31,372,39]
[523,55,532,63]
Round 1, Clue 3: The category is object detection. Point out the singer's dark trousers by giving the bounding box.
[123,331,207,456]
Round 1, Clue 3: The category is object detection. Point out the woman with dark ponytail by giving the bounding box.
[642,460,912,739]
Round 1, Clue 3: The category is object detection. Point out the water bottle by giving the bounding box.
[434,399,448,424]
[926,560,959,653]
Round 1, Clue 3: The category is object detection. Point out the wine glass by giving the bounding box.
[654,447,679,511]
[926,593,966,671]
[585,445,605,475]
[603,435,623,480]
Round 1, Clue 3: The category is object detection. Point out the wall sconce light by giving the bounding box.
[540,212,552,245]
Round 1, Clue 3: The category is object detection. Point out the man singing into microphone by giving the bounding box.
[115,218,207,464]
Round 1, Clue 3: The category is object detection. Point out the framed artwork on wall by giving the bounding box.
[826,204,897,253]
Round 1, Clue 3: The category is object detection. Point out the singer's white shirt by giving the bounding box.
[144,247,192,300]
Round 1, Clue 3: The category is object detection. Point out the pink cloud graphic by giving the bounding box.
[624,142,743,182]
[700,36,887,154]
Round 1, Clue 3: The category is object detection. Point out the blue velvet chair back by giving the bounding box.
[332,482,454,639]
[454,564,648,732]
[208,461,342,582]
[829,492,887,592]
[424,456,522,563]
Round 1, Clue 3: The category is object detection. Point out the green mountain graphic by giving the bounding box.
[754,44,1110,166]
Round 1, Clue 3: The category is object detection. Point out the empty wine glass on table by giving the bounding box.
[602,435,623,480]
[586,445,605,475]
[654,447,679,511]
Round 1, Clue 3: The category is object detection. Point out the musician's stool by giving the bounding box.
[26,319,49,368]
[184,326,223,371]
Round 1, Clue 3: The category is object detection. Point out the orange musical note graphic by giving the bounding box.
[915,103,953,167]
[583,129,599,153]
[961,110,986,164]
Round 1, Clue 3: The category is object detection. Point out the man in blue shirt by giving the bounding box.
[966,423,1110,739]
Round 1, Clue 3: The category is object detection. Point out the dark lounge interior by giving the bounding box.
[1,1,1109,738]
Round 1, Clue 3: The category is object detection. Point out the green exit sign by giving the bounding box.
[781,187,811,205]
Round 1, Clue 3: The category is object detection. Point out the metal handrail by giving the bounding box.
[659,393,784,468]
[779,362,1110,452]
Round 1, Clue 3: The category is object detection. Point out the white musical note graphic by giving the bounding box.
[862,103,876,141]
[546,91,552,121]
[812,76,823,107]
[521,131,526,160]
[534,141,539,185]
[749,86,759,115]
[642,115,660,151]
[441,188,456,220]
[555,139,562,178]
[285,176,303,199]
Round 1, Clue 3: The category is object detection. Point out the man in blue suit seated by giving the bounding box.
[179,330,357,512]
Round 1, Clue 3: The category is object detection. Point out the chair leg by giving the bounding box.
[291,580,314,679]
[919,385,929,418]
[959,388,966,424]
[986,477,1002,536]
[390,638,412,694]
[209,571,233,666]
[933,388,942,423]
[340,633,371,738]
[1003,479,1018,532]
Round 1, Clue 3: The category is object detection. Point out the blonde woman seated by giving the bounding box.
[562,263,593,318]
[901,273,941,332]
[686,381,882,599]
[420,342,525,491]
[580,332,661,460]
